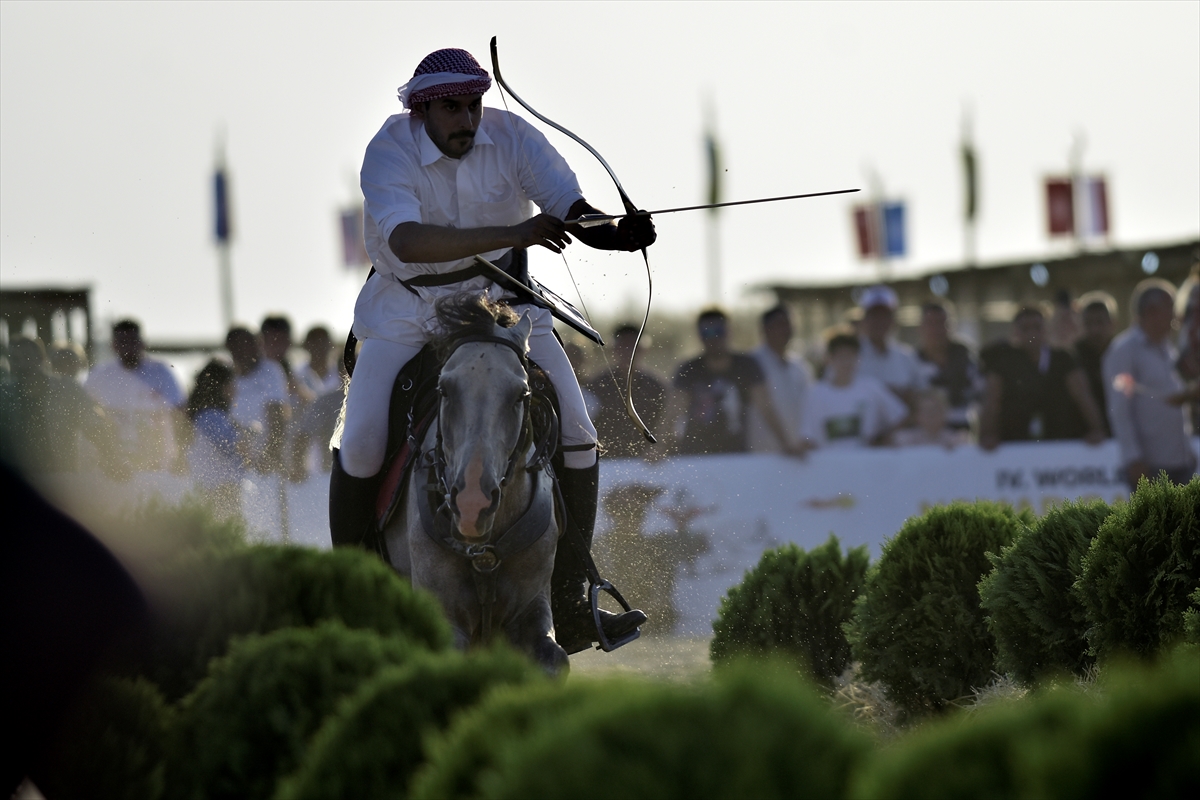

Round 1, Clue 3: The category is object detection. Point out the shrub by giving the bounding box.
[275,647,543,800]
[475,665,869,800]
[850,647,1200,799]
[1075,475,1199,660]
[166,622,416,800]
[410,682,596,800]
[36,677,172,800]
[1185,587,1200,645]
[710,534,869,683]
[979,498,1113,683]
[145,545,452,699]
[847,501,1032,717]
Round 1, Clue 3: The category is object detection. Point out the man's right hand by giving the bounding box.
[512,214,572,253]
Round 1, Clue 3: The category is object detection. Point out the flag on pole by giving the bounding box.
[340,206,369,268]
[853,201,906,259]
[1045,175,1108,238]
[213,168,232,243]
[961,141,978,222]
[704,129,722,213]
[1045,178,1074,236]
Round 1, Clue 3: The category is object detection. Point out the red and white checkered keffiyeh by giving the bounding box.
[397,48,492,109]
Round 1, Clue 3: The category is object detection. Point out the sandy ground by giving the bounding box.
[569,635,712,682]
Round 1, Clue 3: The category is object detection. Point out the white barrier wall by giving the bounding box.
[596,440,1198,636]
[32,439,1198,637]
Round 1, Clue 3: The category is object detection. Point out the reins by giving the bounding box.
[419,333,559,641]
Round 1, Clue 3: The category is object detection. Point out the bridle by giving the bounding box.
[419,333,559,640]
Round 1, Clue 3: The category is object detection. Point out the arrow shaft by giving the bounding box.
[567,188,860,227]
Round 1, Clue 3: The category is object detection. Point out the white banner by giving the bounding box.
[34,439,1197,638]
[595,440,1198,636]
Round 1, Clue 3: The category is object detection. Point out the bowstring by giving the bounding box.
[492,80,631,416]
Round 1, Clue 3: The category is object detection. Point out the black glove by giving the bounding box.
[616,212,657,252]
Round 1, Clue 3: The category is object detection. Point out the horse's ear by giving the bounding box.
[511,311,533,350]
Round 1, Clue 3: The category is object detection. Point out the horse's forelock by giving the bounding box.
[433,292,521,363]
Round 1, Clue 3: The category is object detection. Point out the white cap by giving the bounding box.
[859,285,898,310]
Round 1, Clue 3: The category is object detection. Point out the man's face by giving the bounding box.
[919,309,948,349]
[1082,307,1114,346]
[1140,296,1175,343]
[612,332,638,369]
[1012,313,1045,351]
[698,317,729,356]
[227,332,260,373]
[262,327,290,361]
[304,331,331,363]
[863,305,894,343]
[414,94,483,159]
[112,329,144,368]
[827,346,859,383]
[763,312,793,353]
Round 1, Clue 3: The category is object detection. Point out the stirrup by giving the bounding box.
[589,579,642,652]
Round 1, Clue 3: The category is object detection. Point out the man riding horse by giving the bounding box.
[330,47,653,653]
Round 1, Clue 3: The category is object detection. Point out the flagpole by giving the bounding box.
[704,96,722,304]
[214,130,234,331]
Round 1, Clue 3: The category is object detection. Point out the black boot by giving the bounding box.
[551,461,647,654]
[329,448,384,555]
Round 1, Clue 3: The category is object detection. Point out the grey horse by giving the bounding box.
[384,295,569,674]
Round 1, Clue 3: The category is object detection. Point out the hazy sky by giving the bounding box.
[2,1,1197,342]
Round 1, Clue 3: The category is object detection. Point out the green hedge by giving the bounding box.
[847,501,1032,717]
[850,647,1200,799]
[710,535,869,683]
[35,677,172,800]
[979,499,1113,683]
[1185,587,1200,645]
[165,622,416,800]
[468,666,869,800]
[410,682,596,800]
[275,647,543,800]
[145,545,451,699]
[1076,475,1199,660]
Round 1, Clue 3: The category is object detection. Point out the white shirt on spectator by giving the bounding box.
[296,362,343,398]
[1102,326,1196,470]
[857,336,925,396]
[803,375,908,448]
[746,344,811,453]
[231,359,288,432]
[85,357,184,470]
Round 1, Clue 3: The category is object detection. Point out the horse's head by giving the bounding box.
[437,309,533,541]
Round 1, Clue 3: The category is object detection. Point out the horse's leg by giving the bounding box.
[498,520,568,675]
[405,501,478,650]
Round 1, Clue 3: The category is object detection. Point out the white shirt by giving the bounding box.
[231,359,289,431]
[857,336,924,395]
[355,108,584,343]
[296,362,343,397]
[803,375,908,448]
[746,344,811,452]
[85,357,184,469]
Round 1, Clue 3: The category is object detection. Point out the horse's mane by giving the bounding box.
[432,292,520,364]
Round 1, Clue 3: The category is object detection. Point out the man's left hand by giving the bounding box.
[616,212,656,252]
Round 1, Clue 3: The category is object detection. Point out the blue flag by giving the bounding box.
[214,169,231,243]
[882,201,905,257]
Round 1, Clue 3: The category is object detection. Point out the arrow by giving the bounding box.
[565,188,861,227]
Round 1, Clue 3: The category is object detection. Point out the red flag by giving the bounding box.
[1045,178,1074,236]
[853,204,880,258]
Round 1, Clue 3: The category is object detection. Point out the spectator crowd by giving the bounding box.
[578,271,1199,491]
[0,315,346,517]
[2,269,1197,504]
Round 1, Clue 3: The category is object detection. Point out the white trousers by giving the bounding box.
[338,305,597,478]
